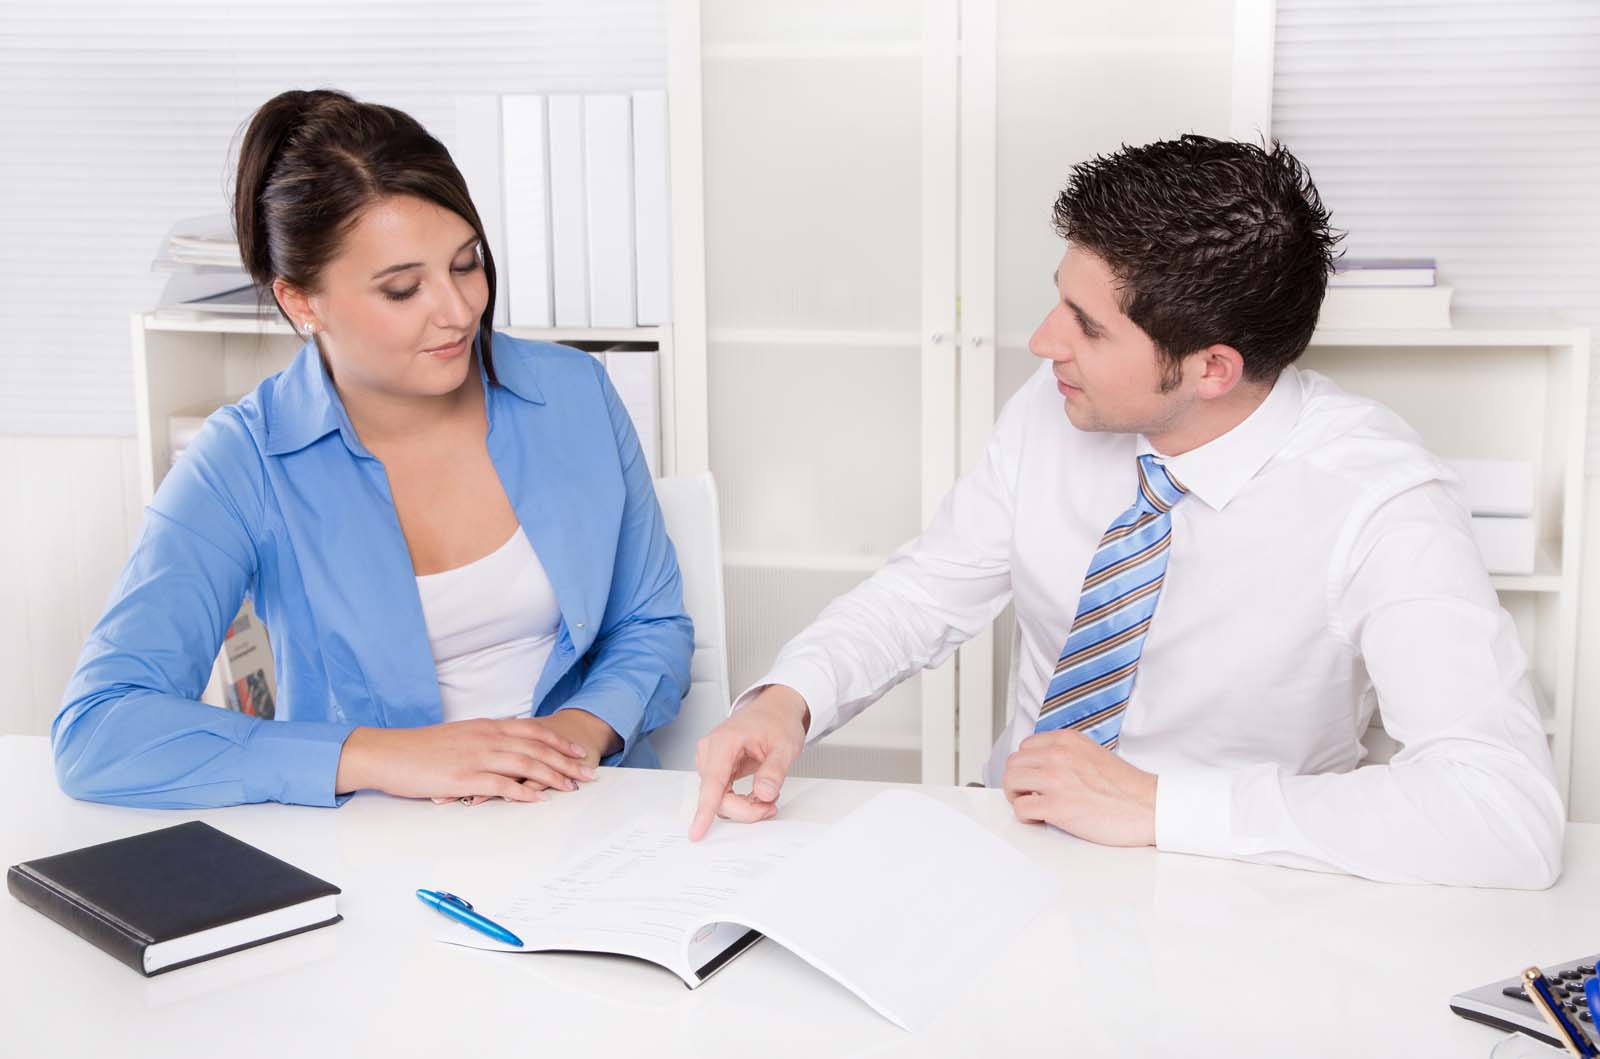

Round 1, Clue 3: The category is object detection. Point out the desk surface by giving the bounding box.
[2,735,1595,1058]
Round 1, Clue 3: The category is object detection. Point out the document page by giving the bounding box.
[436,815,823,984]
[704,789,1053,1031]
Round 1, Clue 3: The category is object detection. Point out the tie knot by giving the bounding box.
[1136,454,1188,513]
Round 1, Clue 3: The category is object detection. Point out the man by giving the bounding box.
[690,135,1563,888]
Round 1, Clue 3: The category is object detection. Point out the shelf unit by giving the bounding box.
[131,314,678,505]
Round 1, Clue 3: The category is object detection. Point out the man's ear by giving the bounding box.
[1194,343,1247,400]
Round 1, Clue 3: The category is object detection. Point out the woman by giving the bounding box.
[52,89,692,808]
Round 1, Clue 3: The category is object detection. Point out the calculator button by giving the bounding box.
[1561,969,1583,980]
[1504,986,1530,1001]
[1579,1011,1593,1023]
[1578,965,1595,975]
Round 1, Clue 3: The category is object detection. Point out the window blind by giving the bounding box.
[1271,0,1600,468]
[0,0,665,436]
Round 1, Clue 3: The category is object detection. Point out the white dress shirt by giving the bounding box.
[744,362,1564,888]
[416,526,561,723]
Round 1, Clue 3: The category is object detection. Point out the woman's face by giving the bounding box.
[283,193,490,400]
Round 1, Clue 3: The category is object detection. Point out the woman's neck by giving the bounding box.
[333,352,484,450]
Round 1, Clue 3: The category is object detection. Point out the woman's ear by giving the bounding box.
[272,277,318,334]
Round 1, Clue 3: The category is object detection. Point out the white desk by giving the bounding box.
[2,735,1595,1057]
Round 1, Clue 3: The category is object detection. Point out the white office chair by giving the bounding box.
[650,471,731,770]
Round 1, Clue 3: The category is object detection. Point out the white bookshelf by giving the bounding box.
[131,314,679,506]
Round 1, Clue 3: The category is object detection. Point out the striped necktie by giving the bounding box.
[1035,454,1188,749]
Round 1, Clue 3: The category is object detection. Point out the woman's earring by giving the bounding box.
[303,321,318,336]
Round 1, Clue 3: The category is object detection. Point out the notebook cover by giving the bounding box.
[7,820,341,976]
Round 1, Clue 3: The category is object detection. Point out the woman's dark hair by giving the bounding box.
[1052,135,1341,385]
[232,88,498,377]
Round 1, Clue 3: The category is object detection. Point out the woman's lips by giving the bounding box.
[423,336,469,359]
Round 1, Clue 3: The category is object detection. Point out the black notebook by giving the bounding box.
[7,821,341,976]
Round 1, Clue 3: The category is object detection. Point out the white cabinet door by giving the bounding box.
[701,1,961,783]
[959,0,1240,782]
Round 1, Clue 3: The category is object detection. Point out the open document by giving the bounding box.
[435,789,1053,1031]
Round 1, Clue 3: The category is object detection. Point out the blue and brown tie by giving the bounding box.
[1035,455,1188,749]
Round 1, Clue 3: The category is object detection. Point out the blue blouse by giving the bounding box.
[53,333,693,808]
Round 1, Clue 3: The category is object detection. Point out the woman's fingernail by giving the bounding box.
[581,766,597,780]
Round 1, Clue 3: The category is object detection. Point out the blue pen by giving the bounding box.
[1587,976,1600,1027]
[416,889,524,947]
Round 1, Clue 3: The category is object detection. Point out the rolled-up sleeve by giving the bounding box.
[52,413,355,808]
[556,363,693,764]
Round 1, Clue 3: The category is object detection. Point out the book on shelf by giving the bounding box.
[548,94,591,328]
[221,599,277,719]
[1318,285,1453,329]
[601,345,660,475]
[501,95,554,329]
[584,94,637,328]
[1328,256,1437,288]
[632,90,672,325]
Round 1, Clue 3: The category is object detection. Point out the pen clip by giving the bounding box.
[436,891,472,911]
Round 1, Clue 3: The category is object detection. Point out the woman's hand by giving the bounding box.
[335,717,596,803]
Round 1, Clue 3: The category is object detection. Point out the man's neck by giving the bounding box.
[1145,377,1274,457]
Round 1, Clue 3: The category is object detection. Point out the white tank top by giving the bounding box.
[414,526,561,723]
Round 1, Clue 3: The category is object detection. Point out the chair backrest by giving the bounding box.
[650,471,730,770]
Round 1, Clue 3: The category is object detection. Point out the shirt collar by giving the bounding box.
[1138,364,1305,512]
[263,331,543,458]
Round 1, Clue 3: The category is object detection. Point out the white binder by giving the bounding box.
[548,95,590,328]
[631,90,671,325]
[584,94,637,328]
[501,95,553,328]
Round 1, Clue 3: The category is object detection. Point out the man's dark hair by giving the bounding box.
[1052,134,1341,386]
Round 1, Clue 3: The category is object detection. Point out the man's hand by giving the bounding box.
[335,717,596,803]
[689,685,810,841]
[1001,730,1159,847]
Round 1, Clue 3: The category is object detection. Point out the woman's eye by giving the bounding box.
[451,257,482,274]
[382,286,419,302]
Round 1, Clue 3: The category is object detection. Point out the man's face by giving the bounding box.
[1028,245,1195,438]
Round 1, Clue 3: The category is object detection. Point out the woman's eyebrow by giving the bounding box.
[370,235,480,280]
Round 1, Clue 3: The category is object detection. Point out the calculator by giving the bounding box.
[1450,954,1598,1047]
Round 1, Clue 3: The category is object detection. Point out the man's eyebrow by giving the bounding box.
[370,235,480,281]
[1065,298,1106,335]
